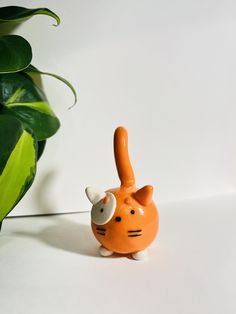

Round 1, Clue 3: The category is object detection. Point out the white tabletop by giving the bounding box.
[1,194,236,314]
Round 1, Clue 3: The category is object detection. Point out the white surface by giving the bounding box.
[1,195,236,314]
[0,0,235,215]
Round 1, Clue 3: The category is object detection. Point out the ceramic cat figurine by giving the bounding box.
[85,127,159,260]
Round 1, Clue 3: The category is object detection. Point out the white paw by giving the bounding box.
[132,249,148,261]
[99,246,113,257]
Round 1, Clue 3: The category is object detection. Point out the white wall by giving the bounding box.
[3,0,236,215]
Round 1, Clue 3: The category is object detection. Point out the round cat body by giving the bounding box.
[90,187,159,254]
[85,126,159,260]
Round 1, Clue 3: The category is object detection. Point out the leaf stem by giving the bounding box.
[25,65,77,108]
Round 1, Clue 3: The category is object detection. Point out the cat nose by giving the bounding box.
[115,216,122,222]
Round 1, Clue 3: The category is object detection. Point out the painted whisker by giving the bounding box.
[128,229,142,233]
[96,227,106,231]
[128,234,142,237]
[97,232,106,236]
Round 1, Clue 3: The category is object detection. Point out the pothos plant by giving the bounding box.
[0,6,77,229]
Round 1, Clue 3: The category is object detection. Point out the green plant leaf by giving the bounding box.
[0,35,32,73]
[0,72,60,140]
[37,140,46,161]
[0,6,60,26]
[26,65,77,108]
[3,106,60,141]
[0,115,37,222]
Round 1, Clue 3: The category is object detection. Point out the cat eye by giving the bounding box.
[91,192,116,225]
[130,209,135,215]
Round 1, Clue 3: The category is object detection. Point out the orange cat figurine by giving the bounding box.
[85,127,159,260]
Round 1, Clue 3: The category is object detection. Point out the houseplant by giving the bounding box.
[0,6,77,229]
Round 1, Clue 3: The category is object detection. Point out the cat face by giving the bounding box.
[86,186,158,254]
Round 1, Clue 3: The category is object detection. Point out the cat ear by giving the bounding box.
[85,187,106,205]
[133,185,153,206]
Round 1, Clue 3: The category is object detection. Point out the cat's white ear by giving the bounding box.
[85,187,106,205]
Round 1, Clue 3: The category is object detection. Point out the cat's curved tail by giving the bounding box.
[114,126,135,187]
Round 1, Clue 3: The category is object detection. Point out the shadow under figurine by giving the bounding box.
[85,127,159,260]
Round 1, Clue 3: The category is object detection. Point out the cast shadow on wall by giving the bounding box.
[15,169,100,257]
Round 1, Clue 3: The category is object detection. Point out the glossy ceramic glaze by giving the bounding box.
[86,127,159,258]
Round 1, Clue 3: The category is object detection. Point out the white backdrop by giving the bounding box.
[2,0,236,215]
